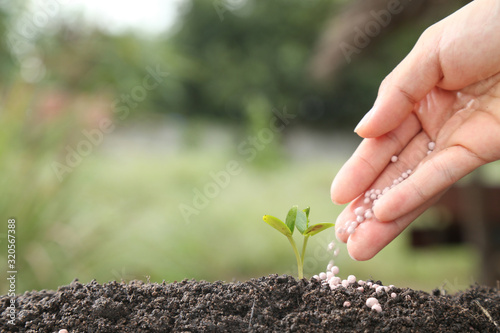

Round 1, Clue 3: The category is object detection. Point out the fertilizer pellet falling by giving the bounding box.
[314,141,437,312]
[338,141,436,237]
[314,238,399,313]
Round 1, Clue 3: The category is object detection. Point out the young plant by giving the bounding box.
[262,206,334,279]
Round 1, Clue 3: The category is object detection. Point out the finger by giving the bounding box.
[346,190,445,261]
[373,145,485,222]
[331,113,421,204]
[355,25,443,138]
[334,130,432,243]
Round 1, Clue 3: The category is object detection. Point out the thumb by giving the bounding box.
[355,26,443,138]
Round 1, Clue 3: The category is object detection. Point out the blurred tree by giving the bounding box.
[0,4,18,81]
[2,0,471,129]
[166,0,339,126]
[165,0,469,129]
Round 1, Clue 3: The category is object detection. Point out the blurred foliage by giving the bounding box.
[0,4,16,80]
[2,0,444,130]
[166,1,336,124]
[0,81,80,291]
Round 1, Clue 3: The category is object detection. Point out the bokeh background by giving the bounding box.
[1,0,497,294]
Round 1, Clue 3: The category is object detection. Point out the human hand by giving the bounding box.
[330,0,500,260]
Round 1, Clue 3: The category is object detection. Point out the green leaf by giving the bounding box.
[303,206,310,220]
[304,222,335,236]
[295,210,308,234]
[285,206,297,235]
[263,215,292,237]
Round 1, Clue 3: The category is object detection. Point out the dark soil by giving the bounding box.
[1,275,499,332]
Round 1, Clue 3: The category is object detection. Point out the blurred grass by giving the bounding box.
[0,83,485,294]
[68,148,479,292]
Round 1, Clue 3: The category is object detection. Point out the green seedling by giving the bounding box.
[262,206,334,279]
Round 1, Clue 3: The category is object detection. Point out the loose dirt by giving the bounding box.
[1,275,499,332]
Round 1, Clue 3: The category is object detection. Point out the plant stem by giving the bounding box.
[301,235,309,266]
[287,236,303,279]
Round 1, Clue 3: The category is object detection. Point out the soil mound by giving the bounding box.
[1,275,499,332]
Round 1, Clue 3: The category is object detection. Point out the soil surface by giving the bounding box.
[1,275,499,332]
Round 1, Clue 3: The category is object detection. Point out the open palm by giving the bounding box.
[330,0,500,260]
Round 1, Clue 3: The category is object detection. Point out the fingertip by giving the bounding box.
[347,249,360,261]
[330,181,344,205]
[331,158,367,204]
[345,222,378,261]
[335,229,349,244]
[358,94,413,138]
[334,213,349,243]
[335,230,345,243]
[371,201,393,223]
[354,105,389,138]
[331,199,343,205]
[345,219,394,260]
[347,237,377,261]
[331,196,349,205]
[354,107,375,134]
[330,168,351,205]
[371,187,408,222]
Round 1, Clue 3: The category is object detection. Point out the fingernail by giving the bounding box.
[346,240,360,261]
[354,107,375,133]
[348,250,360,261]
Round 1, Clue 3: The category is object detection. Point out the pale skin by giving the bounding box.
[331,0,500,260]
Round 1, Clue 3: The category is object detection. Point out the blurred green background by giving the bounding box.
[0,0,490,294]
